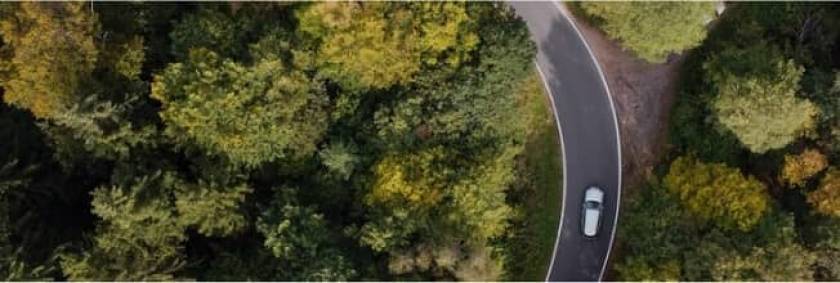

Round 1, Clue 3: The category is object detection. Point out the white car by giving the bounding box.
[581,186,604,238]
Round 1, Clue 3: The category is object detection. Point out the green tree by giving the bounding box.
[318,141,359,181]
[711,219,816,281]
[664,155,770,231]
[579,2,715,63]
[169,7,243,60]
[40,96,157,165]
[174,181,251,237]
[0,2,98,119]
[810,217,840,280]
[705,43,819,153]
[257,191,356,281]
[615,258,681,282]
[808,71,840,154]
[808,167,840,217]
[60,169,253,280]
[60,172,187,281]
[0,161,53,280]
[614,180,690,281]
[447,148,518,242]
[671,212,810,281]
[373,4,534,149]
[151,48,329,167]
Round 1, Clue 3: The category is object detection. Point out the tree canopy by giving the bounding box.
[579,2,716,63]
[780,148,828,188]
[621,3,840,281]
[296,2,479,90]
[808,168,840,218]
[705,43,819,153]
[151,48,329,168]
[0,2,98,119]
[664,155,770,231]
[0,2,538,281]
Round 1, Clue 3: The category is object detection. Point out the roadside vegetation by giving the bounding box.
[575,2,717,63]
[612,3,840,281]
[0,2,555,280]
[505,71,564,281]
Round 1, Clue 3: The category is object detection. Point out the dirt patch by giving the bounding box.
[562,5,684,193]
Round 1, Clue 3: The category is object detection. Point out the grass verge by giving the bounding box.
[506,70,564,281]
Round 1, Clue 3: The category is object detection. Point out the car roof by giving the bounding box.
[583,207,601,236]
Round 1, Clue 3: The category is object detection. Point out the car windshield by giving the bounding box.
[584,201,598,209]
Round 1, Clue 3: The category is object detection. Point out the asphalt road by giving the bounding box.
[509,2,622,281]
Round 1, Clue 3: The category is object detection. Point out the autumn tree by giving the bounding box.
[579,2,716,63]
[705,43,819,153]
[452,245,505,281]
[151,48,329,168]
[359,146,516,280]
[296,2,478,89]
[808,168,840,217]
[780,148,828,187]
[0,2,98,119]
[356,6,531,280]
[664,155,770,231]
[360,148,449,252]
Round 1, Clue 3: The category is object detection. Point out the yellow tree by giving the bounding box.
[808,168,840,217]
[664,155,770,231]
[780,148,828,188]
[0,2,98,119]
[366,147,448,214]
[296,2,478,90]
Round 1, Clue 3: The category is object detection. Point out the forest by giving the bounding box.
[0,2,562,281]
[584,2,840,281]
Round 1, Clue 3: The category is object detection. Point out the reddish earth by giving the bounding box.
[564,9,686,193]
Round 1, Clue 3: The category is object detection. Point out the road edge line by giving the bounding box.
[551,2,623,281]
[534,63,569,283]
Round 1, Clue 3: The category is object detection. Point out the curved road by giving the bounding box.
[509,2,622,281]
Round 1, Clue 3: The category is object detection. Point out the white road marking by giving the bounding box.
[535,63,569,282]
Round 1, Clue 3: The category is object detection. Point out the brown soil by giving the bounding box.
[563,6,685,194]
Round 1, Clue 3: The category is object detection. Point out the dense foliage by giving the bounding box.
[616,3,840,281]
[578,2,716,63]
[705,43,819,153]
[664,155,769,231]
[0,2,538,280]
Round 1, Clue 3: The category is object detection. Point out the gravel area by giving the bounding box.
[563,5,686,192]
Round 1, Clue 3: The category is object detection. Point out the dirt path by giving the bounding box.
[564,8,685,192]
